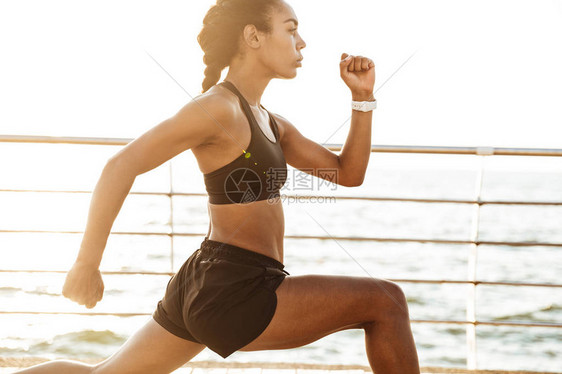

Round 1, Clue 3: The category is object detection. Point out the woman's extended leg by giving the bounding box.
[239,274,421,374]
[13,317,206,374]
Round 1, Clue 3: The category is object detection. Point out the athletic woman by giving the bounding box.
[15,0,420,373]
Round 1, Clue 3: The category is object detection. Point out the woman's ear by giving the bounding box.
[242,24,262,49]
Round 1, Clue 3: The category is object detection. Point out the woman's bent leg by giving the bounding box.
[364,313,420,373]
[239,274,421,374]
[14,317,206,374]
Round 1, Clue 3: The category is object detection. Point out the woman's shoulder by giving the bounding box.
[178,85,240,140]
[267,111,290,142]
[192,84,239,118]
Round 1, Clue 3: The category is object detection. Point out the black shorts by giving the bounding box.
[152,236,290,359]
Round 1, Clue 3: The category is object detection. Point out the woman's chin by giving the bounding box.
[275,66,300,79]
[288,67,300,77]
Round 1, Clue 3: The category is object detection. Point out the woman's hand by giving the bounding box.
[339,53,376,99]
[62,260,104,309]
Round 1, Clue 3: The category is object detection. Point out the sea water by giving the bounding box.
[0,143,560,371]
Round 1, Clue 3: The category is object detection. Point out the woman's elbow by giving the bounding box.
[339,173,364,187]
[104,155,138,180]
[344,178,364,187]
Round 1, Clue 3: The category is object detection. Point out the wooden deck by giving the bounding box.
[0,358,559,374]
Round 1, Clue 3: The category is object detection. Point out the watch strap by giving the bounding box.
[351,99,377,112]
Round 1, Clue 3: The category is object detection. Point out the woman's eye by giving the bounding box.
[290,28,297,33]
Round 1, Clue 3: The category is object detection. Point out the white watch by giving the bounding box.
[351,99,377,112]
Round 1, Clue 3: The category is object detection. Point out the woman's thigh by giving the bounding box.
[93,317,206,374]
[239,274,408,352]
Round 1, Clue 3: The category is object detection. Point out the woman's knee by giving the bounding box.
[367,278,409,321]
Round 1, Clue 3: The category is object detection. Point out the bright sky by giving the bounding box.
[1,0,561,151]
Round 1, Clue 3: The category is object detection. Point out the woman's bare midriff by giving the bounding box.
[206,197,285,263]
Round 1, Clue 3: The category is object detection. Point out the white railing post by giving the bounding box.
[466,148,491,369]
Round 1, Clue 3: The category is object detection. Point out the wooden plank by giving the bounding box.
[226,369,263,374]
[2,357,561,374]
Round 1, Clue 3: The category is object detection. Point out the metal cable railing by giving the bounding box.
[1,135,561,370]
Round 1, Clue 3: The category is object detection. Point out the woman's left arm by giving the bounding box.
[337,53,376,186]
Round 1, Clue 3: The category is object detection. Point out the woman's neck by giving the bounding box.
[224,65,272,107]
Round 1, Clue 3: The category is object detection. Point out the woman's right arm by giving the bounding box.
[63,95,231,308]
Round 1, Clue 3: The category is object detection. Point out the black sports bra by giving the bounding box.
[203,80,288,204]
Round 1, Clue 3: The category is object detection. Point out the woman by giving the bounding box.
[16,0,420,373]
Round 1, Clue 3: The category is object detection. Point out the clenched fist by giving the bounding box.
[62,261,104,309]
[340,53,375,99]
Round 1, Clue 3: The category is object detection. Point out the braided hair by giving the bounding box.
[197,0,283,93]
